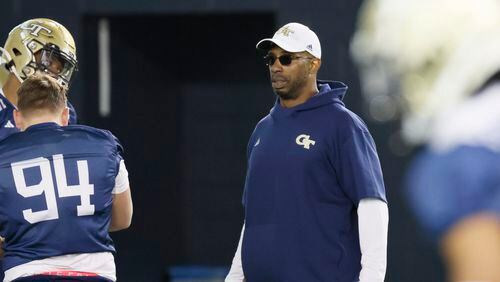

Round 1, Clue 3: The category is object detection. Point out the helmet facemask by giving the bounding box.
[34,44,78,88]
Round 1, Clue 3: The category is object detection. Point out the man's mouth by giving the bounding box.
[272,77,287,88]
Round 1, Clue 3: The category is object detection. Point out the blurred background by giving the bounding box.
[0,0,446,281]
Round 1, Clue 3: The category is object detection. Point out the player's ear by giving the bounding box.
[13,109,24,131]
[60,107,70,126]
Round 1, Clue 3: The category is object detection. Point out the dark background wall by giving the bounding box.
[0,1,445,281]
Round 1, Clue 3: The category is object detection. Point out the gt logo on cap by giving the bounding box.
[278,26,295,37]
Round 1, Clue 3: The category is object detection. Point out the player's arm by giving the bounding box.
[225,223,246,282]
[109,160,133,232]
[441,214,500,281]
[358,198,389,282]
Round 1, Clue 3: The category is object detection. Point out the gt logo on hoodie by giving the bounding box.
[296,134,315,149]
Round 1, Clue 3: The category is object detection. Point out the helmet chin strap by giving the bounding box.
[9,64,24,83]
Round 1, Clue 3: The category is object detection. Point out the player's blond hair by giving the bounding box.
[17,73,67,116]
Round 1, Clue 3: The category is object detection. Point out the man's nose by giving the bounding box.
[270,60,283,72]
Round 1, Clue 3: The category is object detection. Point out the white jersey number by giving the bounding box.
[11,154,95,224]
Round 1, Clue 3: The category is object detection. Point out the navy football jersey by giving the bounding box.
[406,146,500,240]
[0,122,123,271]
[0,93,17,141]
[68,101,78,125]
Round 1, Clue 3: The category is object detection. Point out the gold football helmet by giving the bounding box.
[351,0,500,144]
[1,18,77,88]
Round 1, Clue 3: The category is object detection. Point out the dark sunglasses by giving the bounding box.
[264,54,311,66]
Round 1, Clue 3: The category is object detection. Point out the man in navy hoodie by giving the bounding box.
[226,22,388,282]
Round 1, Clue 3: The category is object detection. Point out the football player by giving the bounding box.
[351,0,500,280]
[0,18,79,141]
[0,73,132,282]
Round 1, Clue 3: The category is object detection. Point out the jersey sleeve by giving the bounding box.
[405,147,500,240]
[104,130,126,192]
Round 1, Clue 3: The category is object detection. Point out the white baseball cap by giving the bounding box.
[256,22,322,59]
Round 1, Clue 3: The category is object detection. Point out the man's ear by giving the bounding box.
[13,109,24,131]
[61,107,70,126]
[309,59,321,75]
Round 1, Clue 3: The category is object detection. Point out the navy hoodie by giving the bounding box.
[242,81,386,282]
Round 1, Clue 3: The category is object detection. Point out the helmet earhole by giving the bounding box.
[12,48,22,56]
